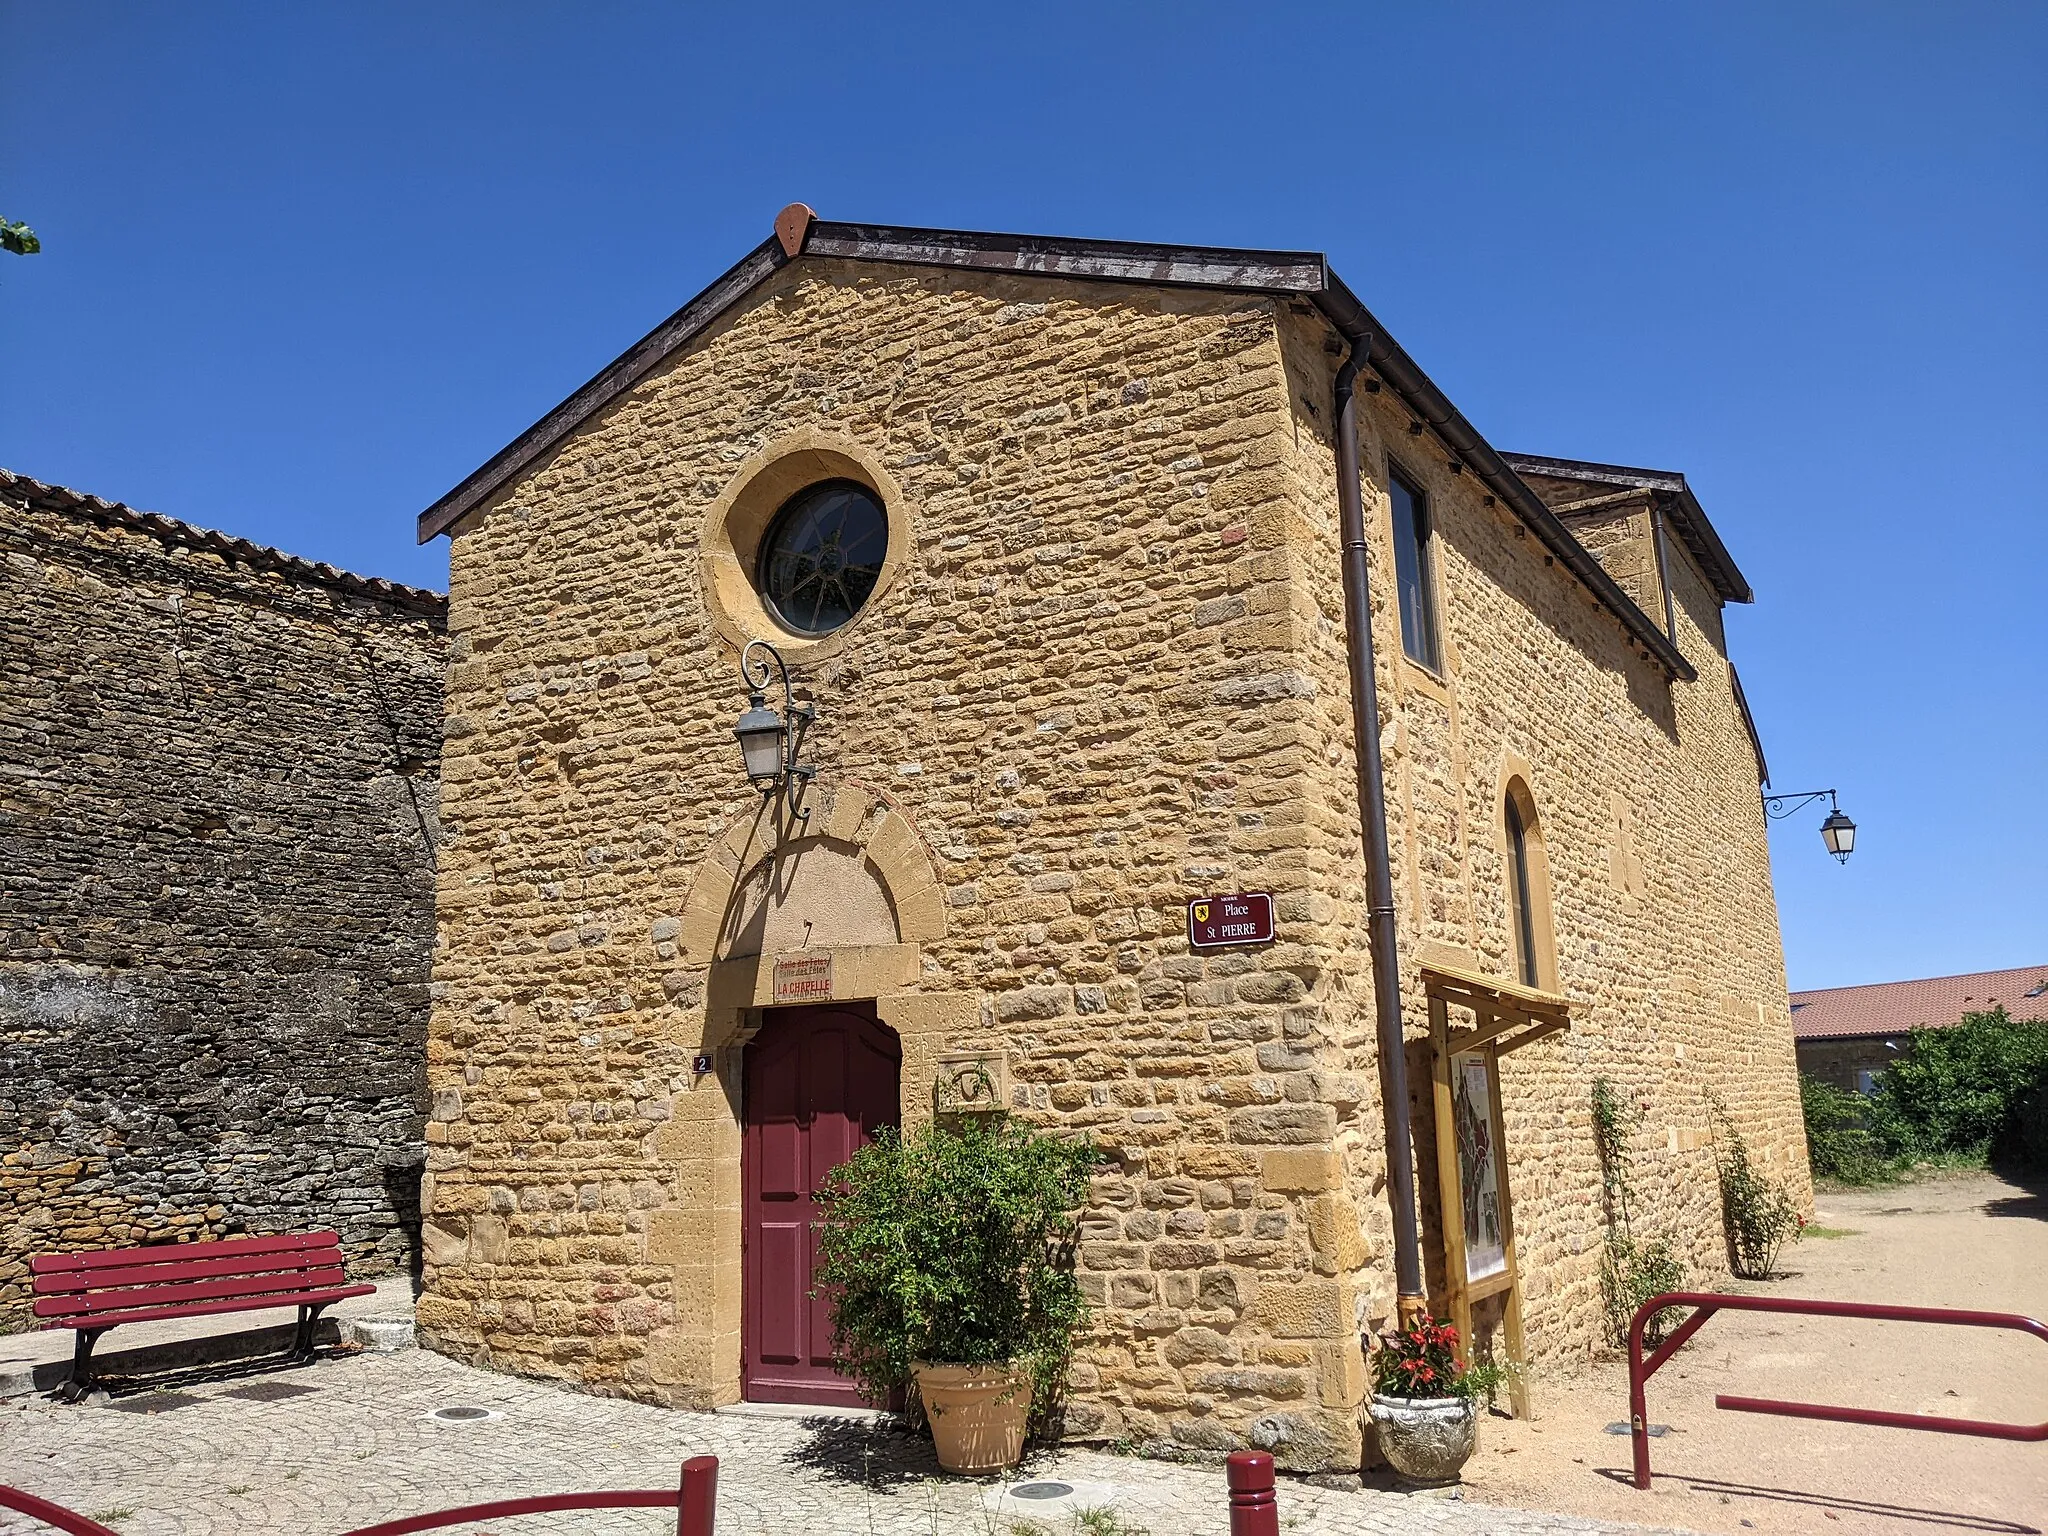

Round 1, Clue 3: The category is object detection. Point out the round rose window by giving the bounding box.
[755,479,888,636]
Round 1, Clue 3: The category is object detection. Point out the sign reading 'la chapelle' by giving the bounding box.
[1187,892,1275,949]
[771,953,832,1005]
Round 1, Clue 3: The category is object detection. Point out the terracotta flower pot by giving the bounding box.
[913,1362,1033,1474]
[1367,1392,1477,1484]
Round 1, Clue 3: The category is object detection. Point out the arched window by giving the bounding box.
[1505,794,1540,987]
[1500,779,1558,992]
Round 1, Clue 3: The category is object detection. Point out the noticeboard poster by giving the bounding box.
[1454,1052,1508,1283]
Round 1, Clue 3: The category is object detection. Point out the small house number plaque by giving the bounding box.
[1187,892,1275,949]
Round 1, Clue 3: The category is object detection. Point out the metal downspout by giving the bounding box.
[1332,339,1427,1325]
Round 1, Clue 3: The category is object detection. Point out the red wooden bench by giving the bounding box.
[30,1230,374,1400]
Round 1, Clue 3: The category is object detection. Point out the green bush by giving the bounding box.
[812,1117,1098,1422]
[1799,1075,1889,1184]
[1600,1234,1686,1346]
[1865,1008,2048,1163]
[1999,1061,2048,1171]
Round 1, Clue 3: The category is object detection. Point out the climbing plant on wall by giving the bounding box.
[1708,1093,1803,1279]
[1591,1078,1684,1346]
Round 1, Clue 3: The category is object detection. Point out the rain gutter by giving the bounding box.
[1330,336,1427,1327]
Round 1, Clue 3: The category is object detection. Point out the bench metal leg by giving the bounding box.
[60,1327,107,1403]
[292,1303,332,1362]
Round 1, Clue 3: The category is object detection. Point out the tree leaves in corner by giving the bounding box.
[2,219,41,256]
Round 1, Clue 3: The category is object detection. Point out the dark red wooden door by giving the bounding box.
[741,1002,900,1405]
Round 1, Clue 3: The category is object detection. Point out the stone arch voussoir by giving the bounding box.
[674,783,947,965]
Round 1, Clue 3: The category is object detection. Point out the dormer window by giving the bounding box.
[1389,467,1441,672]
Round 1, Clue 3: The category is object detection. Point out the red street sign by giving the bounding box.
[1188,892,1275,949]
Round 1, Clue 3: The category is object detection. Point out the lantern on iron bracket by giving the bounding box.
[1762,788,1857,864]
[732,639,815,828]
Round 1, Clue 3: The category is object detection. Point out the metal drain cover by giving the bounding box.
[1009,1482,1076,1501]
[983,1479,1118,1517]
[426,1405,500,1424]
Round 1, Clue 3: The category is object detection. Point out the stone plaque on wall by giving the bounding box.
[933,1049,1011,1116]
[771,953,832,1005]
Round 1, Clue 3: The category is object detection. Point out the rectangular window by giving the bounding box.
[1389,467,1441,671]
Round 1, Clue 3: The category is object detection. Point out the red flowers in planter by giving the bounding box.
[1369,1312,1498,1401]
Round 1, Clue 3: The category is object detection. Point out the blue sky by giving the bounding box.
[3,3,2042,991]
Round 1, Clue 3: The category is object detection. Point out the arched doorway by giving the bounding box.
[741,1002,900,1405]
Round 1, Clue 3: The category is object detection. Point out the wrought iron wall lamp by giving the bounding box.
[1762,788,1856,863]
[732,639,815,827]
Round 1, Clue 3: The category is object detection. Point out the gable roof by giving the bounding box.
[415,206,1697,681]
[1790,964,2048,1041]
[3,467,445,617]
[1499,452,1753,605]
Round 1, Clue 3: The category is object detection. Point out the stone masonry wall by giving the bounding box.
[0,483,446,1322]
[1794,1037,1893,1093]
[1273,305,1809,1364]
[421,256,1806,1468]
[425,264,1379,1468]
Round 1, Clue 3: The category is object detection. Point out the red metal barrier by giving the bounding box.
[1225,1451,1278,1536]
[1627,1291,2048,1490]
[335,1456,718,1536]
[0,1485,123,1536]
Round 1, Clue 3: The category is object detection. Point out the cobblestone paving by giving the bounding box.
[0,1349,1697,1536]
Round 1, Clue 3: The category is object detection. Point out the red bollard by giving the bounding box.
[678,1455,719,1536]
[1226,1451,1279,1536]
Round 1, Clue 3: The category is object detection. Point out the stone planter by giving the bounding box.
[1367,1393,1478,1484]
[913,1362,1032,1474]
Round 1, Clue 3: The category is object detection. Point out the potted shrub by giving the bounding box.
[1364,1314,1506,1485]
[813,1116,1096,1475]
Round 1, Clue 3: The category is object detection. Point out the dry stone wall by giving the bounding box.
[0,482,445,1322]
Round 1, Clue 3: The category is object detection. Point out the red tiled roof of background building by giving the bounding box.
[1790,965,2048,1041]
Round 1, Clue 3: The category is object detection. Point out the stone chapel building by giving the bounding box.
[413,209,1808,1470]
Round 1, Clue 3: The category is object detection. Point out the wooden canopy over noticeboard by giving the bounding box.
[1421,960,1572,1055]
[1420,961,1575,1419]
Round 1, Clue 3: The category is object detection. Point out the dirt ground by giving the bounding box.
[1453,1170,2047,1536]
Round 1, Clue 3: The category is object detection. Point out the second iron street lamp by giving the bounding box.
[732,638,815,793]
[1763,788,1857,864]
[1818,806,1855,862]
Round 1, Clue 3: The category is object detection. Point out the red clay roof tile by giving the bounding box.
[1790,965,2048,1040]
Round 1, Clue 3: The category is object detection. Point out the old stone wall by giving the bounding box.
[1552,500,1672,627]
[0,478,446,1323]
[425,264,1376,1466]
[1274,306,1809,1365]
[1794,1036,1892,1092]
[421,255,1805,1468]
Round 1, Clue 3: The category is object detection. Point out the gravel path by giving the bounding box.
[1450,1171,2048,1535]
